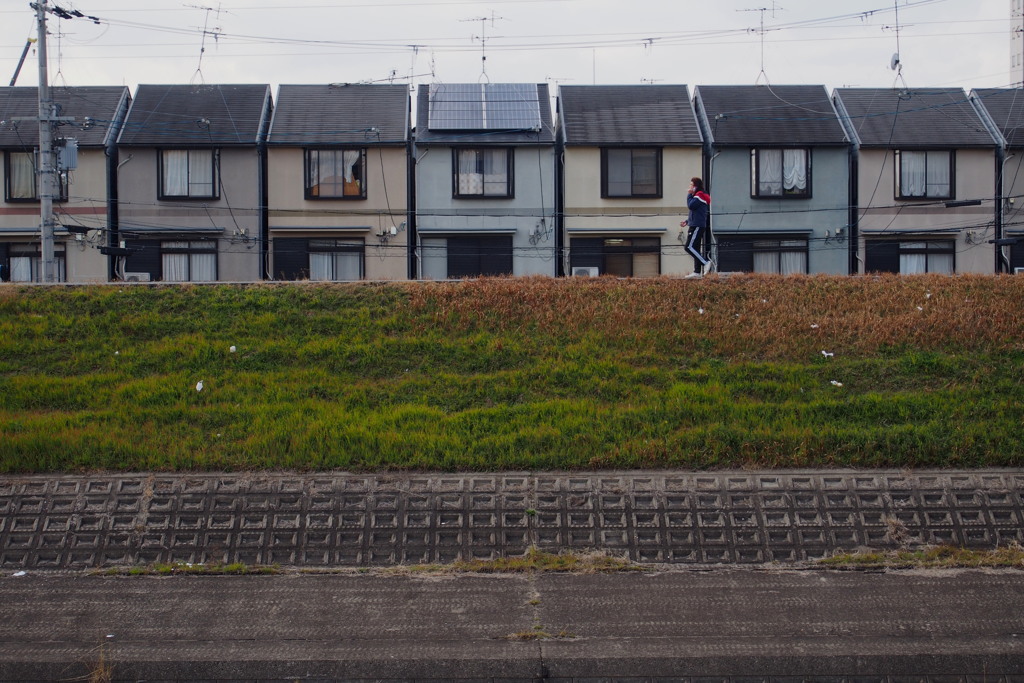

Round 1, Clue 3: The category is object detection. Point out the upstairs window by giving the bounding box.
[602,148,661,198]
[752,148,809,197]
[896,150,953,199]
[4,151,67,202]
[454,148,513,198]
[159,149,218,199]
[306,149,366,199]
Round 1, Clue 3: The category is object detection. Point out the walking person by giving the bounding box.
[680,177,711,277]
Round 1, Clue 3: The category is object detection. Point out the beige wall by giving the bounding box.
[1,147,111,282]
[857,148,997,273]
[563,145,703,276]
[268,146,408,280]
[117,146,262,281]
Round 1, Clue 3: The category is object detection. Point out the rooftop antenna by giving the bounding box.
[739,3,782,85]
[885,0,907,89]
[186,2,224,85]
[461,11,504,83]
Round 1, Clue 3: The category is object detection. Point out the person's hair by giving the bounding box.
[691,177,704,192]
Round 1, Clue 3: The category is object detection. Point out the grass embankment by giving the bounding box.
[1,274,1022,472]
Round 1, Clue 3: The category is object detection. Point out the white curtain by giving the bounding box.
[343,151,360,184]
[929,252,954,274]
[309,253,332,280]
[900,242,927,274]
[458,150,482,195]
[900,151,927,197]
[188,150,214,197]
[758,149,783,195]
[10,257,32,282]
[191,251,216,281]
[482,149,507,195]
[421,238,447,280]
[753,241,779,274]
[780,240,807,274]
[162,151,189,196]
[162,241,190,281]
[782,150,807,194]
[926,151,950,197]
[606,149,632,196]
[9,153,36,199]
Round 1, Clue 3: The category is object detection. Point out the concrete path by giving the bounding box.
[1,568,1023,680]
[2,470,1022,569]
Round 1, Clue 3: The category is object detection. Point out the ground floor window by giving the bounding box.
[568,237,660,277]
[0,242,66,282]
[272,236,365,280]
[717,234,808,274]
[865,239,954,274]
[1008,241,1023,273]
[161,240,218,282]
[420,236,513,279]
[122,238,219,282]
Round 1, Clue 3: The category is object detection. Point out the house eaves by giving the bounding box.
[832,87,996,149]
[117,84,272,147]
[268,84,409,147]
[693,85,848,148]
[414,83,556,146]
[0,86,132,148]
[558,85,702,147]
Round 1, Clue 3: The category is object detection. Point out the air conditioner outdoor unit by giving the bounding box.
[1015,267,1024,275]
[124,272,151,282]
[572,267,599,277]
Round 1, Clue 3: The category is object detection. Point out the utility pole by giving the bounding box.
[35,0,58,283]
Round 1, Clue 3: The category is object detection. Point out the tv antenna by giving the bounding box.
[884,0,907,88]
[461,11,504,83]
[739,3,783,85]
[186,2,225,85]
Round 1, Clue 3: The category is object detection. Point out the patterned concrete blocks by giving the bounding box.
[1,471,1021,569]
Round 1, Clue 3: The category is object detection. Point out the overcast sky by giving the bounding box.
[0,0,1013,97]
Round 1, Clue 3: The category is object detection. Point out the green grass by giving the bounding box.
[819,544,1024,569]
[1,275,1023,472]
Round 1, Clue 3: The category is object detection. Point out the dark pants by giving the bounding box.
[685,224,710,272]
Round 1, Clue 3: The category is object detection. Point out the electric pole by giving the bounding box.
[35,0,58,283]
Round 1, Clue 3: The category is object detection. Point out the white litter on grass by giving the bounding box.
[106,634,114,639]
[916,306,924,311]
[925,292,932,299]
[830,380,843,387]
[698,308,705,315]
[821,350,834,358]
[114,351,120,356]
[196,380,204,392]
[229,345,236,353]
[12,571,26,577]
[810,324,819,329]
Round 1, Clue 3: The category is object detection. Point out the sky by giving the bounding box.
[0,0,1014,98]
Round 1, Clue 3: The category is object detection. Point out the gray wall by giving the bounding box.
[415,144,557,277]
[709,146,851,275]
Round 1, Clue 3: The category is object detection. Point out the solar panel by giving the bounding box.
[428,83,541,131]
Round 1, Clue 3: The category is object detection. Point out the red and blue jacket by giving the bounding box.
[687,190,711,229]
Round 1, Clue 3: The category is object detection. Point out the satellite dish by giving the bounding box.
[890,53,901,71]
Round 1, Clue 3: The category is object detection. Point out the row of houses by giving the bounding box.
[2,82,1024,283]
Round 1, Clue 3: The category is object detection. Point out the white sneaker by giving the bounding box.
[684,272,703,279]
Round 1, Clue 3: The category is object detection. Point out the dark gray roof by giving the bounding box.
[0,86,130,148]
[118,84,271,146]
[694,85,847,146]
[558,85,701,146]
[971,88,1024,147]
[268,84,409,146]
[415,83,555,145]
[834,88,995,148]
